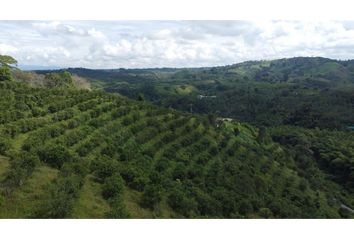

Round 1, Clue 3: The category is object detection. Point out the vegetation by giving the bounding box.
[0,55,17,82]
[60,57,354,130]
[0,56,353,218]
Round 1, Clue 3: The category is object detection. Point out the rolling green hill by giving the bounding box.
[0,68,353,218]
[57,57,354,129]
[0,55,353,218]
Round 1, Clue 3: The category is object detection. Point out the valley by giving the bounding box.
[0,55,353,218]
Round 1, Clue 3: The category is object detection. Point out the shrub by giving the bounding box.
[91,157,119,181]
[38,144,72,169]
[34,174,83,218]
[0,137,10,154]
[141,185,162,209]
[167,187,198,217]
[102,174,125,200]
[0,66,12,81]
[259,208,274,218]
[106,198,130,219]
[238,200,254,216]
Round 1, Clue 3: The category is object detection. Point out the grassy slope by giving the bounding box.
[0,166,58,218]
[71,175,111,218]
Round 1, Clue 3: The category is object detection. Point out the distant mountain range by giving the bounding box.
[18,65,62,71]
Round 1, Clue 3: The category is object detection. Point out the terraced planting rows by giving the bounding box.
[0,81,352,218]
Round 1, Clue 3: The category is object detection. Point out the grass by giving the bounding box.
[71,175,111,218]
[0,165,58,218]
[122,188,176,218]
[122,189,153,218]
[174,85,196,95]
[11,133,28,152]
[0,155,9,181]
[317,62,342,75]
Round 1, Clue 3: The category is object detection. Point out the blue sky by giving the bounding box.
[1,21,354,69]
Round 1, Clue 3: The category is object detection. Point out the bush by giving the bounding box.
[2,152,40,189]
[259,208,274,218]
[238,200,254,216]
[130,175,149,191]
[0,66,12,81]
[102,174,125,200]
[34,174,83,218]
[141,185,162,209]
[167,187,198,217]
[91,157,119,181]
[0,137,10,154]
[106,198,130,218]
[38,144,72,169]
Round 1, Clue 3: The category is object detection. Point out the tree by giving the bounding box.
[33,174,82,218]
[91,156,119,181]
[167,185,198,217]
[141,185,162,209]
[0,55,17,67]
[238,200,254,216]
[0,137,10,154]
[259,208,273,218]
[137,93,145,101]
[44,71,73,88]
[102,174,125,200]
[106,198,130,218]
[256,126,268,143]
[0,55,17,82]
[0,66,12,81]
[38,144,72,169]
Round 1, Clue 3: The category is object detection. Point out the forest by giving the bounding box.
[0,55,353,218]
[53,57,354,130]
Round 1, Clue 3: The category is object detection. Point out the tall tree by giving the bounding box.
[0,55,17,81]
[0,55,18,67]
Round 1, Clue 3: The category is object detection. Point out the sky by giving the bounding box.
[1,20,354,69]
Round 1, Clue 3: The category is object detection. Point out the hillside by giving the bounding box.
[56,57,354,129]
[0,70,354,218]
[13,69,91,90]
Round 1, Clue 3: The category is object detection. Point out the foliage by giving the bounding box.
[0,55,17,67]
[70,57,354,130]
[38,144,73,169]
[0,59,353,218]
[102,174,125,200]
[0,66,12,82]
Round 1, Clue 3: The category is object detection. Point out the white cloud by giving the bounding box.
[0,43,19,54]
[88,28,105,39]
[2,21,354,68]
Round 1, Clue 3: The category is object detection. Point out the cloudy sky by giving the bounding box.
[1,20,354,69]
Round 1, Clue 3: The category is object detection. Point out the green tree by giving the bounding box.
[0,55,17,82]
[0,66,12,81]
[38,144,72,169]
[0,137,10,154]
[137,93,145,101]
[102,174,125,200]
[0,55,17,66]
[141,185,162,209]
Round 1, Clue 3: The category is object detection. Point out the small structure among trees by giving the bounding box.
[197,95,217,99]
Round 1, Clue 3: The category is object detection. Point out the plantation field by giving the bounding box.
[0,66,353,218]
